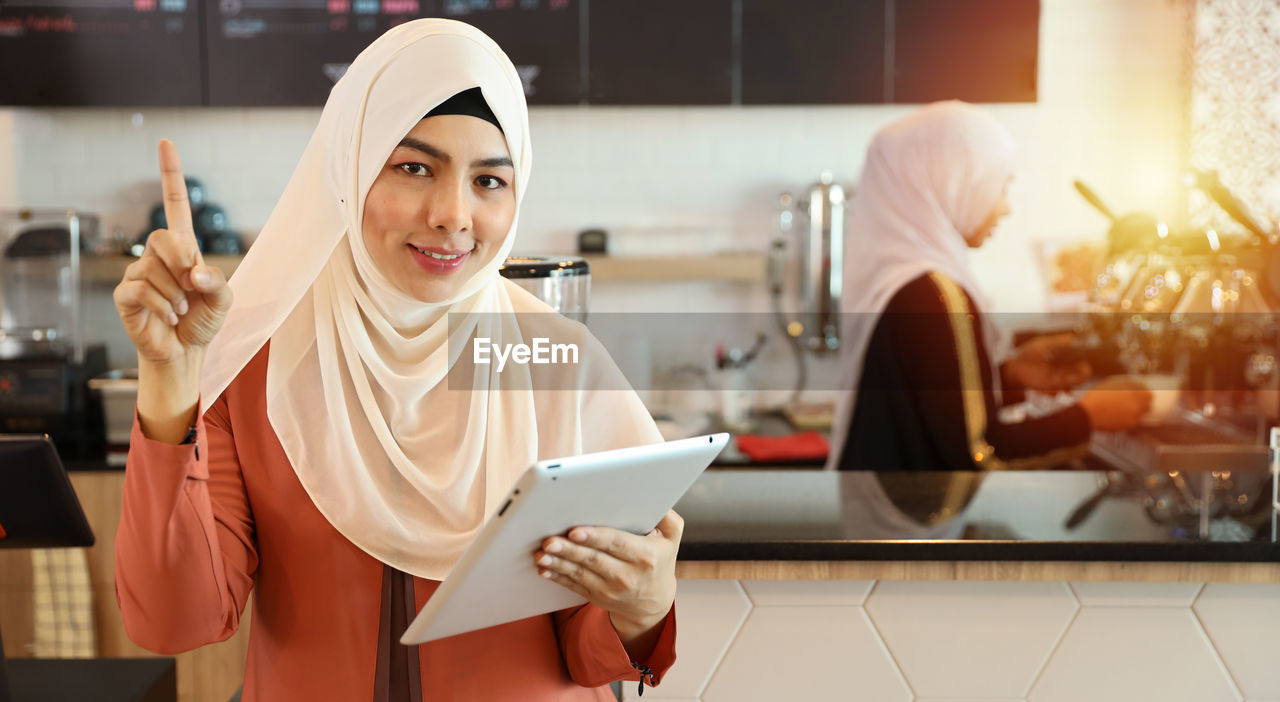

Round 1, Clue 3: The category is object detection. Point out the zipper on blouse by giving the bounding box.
[631,661,657,697]
[180,424,200,461]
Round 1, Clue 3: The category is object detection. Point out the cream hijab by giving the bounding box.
[825,101,1015,471]
[200,19,660,579]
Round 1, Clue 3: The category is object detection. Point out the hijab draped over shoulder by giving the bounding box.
[199,19,660,579]
[825,101,1015,471]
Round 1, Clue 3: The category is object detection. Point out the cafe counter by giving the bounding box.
[650,469,1280,702]
[5,468,1279,702]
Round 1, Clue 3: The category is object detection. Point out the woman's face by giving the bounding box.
[362,115,516,303]
[965,181,1012,249]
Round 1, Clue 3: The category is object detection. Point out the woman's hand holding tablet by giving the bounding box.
[535,510,684,655]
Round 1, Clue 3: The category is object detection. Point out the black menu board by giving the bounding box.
[204,0,401,106]
[0,0,202,105]
[440,0,580,104]
[0,0,1039,106]
[740,0,885,104]
[587,0,733,105]
[892,0,1039,103]
[204,0,579,106]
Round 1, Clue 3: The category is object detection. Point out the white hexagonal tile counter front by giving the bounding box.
[702,606,910,702]
[621,580,752,701]
[740,579,875,606]
[1028,608,1240,702]
[1193,583,1280,700]
[1069,581,1204,608]
[916,699,1025,702]
[863,580,1078,699]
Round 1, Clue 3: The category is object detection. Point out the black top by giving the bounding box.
[837,272,1091,471]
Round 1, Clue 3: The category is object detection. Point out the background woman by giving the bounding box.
[827,101,1151,472]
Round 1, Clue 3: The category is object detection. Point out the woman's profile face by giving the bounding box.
[362,114,516,303]
[965,181,1011,249]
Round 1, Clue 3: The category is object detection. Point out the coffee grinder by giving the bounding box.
[0,209,106,460]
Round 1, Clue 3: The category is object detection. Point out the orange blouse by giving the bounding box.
[113,346,676,701]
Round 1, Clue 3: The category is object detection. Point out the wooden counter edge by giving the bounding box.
[675,560,1280,582]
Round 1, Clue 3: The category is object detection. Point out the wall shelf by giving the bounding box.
[82,252,767,285]
[582,252,766,282]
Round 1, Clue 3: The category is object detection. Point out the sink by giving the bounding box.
[651,410,712,441]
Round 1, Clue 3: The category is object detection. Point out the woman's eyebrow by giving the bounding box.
[394,138,511,169]
[472,156,513,169]
[397,137,450,163]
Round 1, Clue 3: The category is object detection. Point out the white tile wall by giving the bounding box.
[646,576,1277,702]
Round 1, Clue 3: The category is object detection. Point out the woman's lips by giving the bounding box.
[407,244,471,274]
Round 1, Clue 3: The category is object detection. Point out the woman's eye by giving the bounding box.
[476,175,507,190]
[399,163,429,177]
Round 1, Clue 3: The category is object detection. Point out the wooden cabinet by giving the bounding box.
[587,0,735,105]
[892,0,1040,103]
[0,472,249,702]
[740,0,887,105]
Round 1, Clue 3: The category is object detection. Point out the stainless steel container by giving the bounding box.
[498,256,590,322]
[0,209,99,362]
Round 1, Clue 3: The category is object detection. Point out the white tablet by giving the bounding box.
[400,432,729,644]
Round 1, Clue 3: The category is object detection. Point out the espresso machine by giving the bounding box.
[1063,178,1280,537]
[0,209,107,460]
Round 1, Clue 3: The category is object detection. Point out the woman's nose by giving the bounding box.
[425,180,472,234]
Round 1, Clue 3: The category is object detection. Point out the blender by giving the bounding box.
[0,209,106,460]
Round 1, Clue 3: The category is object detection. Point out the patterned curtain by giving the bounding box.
[1191,0,1280,234]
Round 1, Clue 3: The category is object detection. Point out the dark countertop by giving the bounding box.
[674,470,1280,562]
[66,415,1280,564]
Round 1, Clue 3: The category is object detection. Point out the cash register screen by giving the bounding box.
[0,435,94,548]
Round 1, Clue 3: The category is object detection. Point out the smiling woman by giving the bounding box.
[109,18,677,702]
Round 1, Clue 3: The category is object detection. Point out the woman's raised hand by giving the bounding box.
[114,140,233,367]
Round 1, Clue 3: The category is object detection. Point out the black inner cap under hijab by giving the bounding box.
[424,87,503,134]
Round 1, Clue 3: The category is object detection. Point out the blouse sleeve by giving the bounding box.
[552,603,677,689]
[113,393,258,654]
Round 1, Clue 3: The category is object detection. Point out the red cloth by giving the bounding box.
[735,431,830,462]
[114,345,676,702]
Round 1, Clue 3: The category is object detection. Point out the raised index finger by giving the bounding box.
[157,139,202,265]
